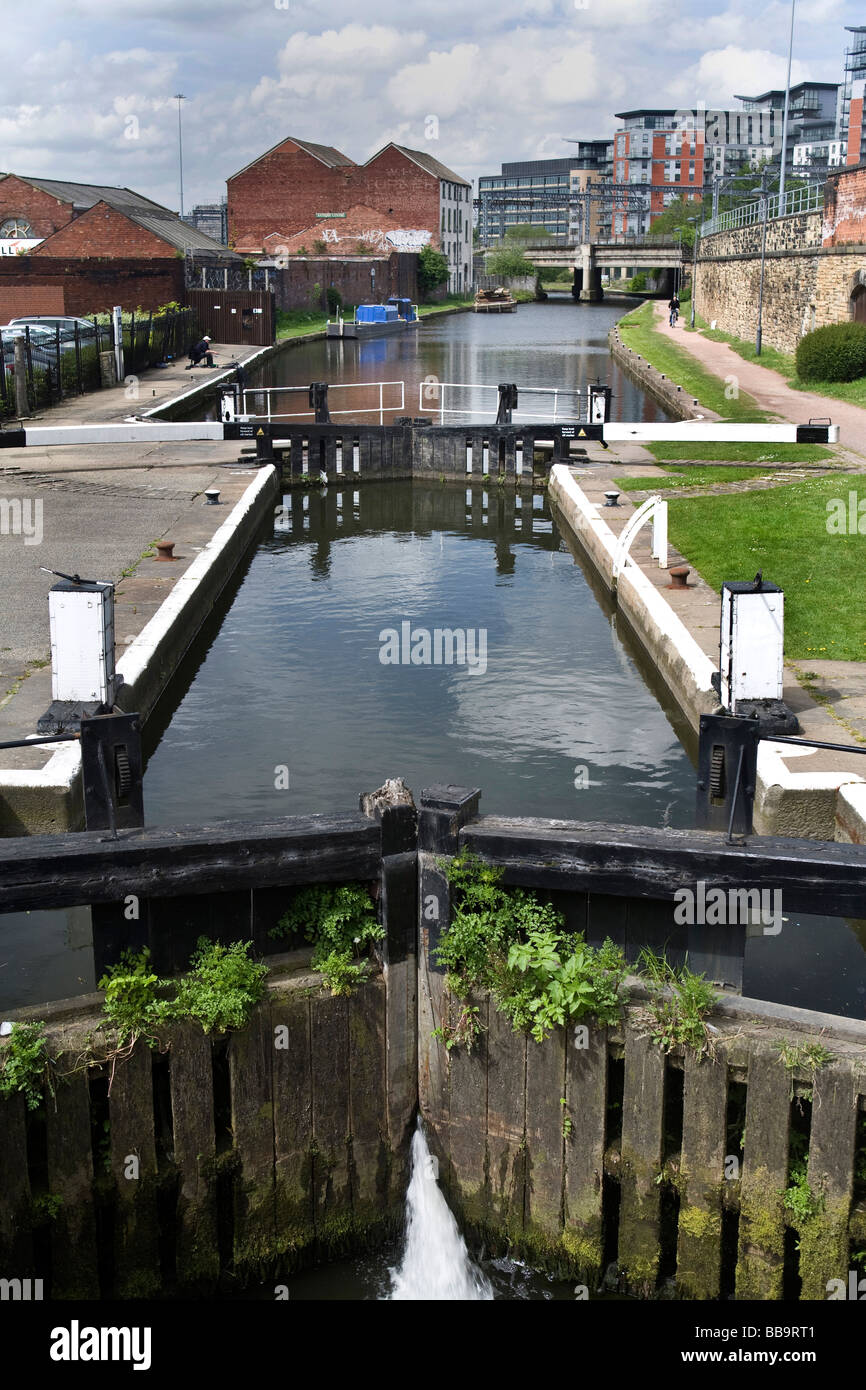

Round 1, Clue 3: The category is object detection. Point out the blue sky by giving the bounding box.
[1,0,861,211]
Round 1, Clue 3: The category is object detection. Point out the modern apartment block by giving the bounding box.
[735,82,841,178]
[612,111,706,237]
[477,143,612,244]
[840,27,866,165]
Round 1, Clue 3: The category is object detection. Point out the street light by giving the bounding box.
[174,94,185,219]
[778,0,797,207]
[751,177,769,355]
[687,215,700,327]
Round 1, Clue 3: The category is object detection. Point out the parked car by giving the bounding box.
[8,315,96,339]
[1,323,62,375]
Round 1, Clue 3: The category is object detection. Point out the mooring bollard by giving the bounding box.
[204,488,221,505]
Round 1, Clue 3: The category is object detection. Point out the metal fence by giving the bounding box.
[0,307,197,419]
[700,182,824,238]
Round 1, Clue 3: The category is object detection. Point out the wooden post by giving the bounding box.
[618,1021,665,1295]
[736,1043,790,1299]
[13,336,29,418]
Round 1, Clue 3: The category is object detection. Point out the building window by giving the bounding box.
[0,216,34,238]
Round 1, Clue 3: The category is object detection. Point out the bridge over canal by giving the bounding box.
[524,238,685,301]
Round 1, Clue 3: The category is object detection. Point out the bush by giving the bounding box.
[629,272,648,292]
[326,286,343,315]
[418,244,450,297]
[795,321,866,382]
[485,246,535,279]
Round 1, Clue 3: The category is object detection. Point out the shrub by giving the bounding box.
[484,247,535,280]
[0,1021,50,1110]
[417,244,450,296]
[326,286,343,315]
[795,321,866,382]
[170,939,268,1034]
[271,883,383,996]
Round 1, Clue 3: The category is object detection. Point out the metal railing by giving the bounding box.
[417,381,586,423]
[0,308,197,419]
[241,380,406,425]
[700,182,823,238]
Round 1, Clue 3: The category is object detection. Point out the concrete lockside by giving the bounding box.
[548,463,718,733]
[0,465,279,835]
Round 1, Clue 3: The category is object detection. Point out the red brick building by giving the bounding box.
[0,174,238,318]
[228,137,472,293]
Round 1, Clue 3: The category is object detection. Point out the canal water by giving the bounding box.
[246,294,668,425]
[3,298,865,1021]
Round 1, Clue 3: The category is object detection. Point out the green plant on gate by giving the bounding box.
[433,851,628,1045]
[0,1020,52,1111]
[636,948,719,1057]
[774,1037,834,1100]
[271,883,383,997]
[782,1129,821,1223]
[170,938,268,1034]
[99,948,164,1047]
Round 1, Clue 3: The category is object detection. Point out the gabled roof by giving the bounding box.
[366,144,471,186]
[228,137,356,181]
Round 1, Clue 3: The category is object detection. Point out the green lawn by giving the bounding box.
[617,302,770,421]
[618,466,781,492]
[417,295,475,317]
[665,475,865,661]
[275,308,331,339]
[644,441,835,465]
[689,317,866,409]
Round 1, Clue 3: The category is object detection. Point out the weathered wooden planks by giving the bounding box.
[108,1043,161,1298]
[271,992,315,1268]
[229,1008,276,1275]
[0,1093,34,1277]
[800,1060,860,1299]
[736,1043,790,1299]
[310,993,352,1250]
[676,1048,728,1299]
[524,1027,566,1256]
[618,1021,666,1295]
[447,993,489,1228]
[169,1021,219,1290]
[45,1026,99,1299]
[563,1025,608,1280]
[485,1002,527,1243]
[348,980,390,1234]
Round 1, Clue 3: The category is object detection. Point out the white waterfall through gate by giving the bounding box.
[388,1124,494,1301]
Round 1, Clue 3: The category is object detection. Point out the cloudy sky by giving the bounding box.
[1,0,861,211]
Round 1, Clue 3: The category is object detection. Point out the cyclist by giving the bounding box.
[668,293,680,327]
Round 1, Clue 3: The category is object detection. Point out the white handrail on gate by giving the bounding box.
[611,494,668,581]
[417,381,585,423]
[240,380,405,423]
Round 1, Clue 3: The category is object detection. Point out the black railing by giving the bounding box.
[0,308,198,419]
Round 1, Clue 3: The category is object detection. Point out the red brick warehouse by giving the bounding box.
[227,137,473,294]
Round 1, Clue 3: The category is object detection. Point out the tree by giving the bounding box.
[418,244,450,297]
[648,196,704,247]
[505,224,552,244]
[485,246,535,279]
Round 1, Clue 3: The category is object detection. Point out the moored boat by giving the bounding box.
[327,297,420,338]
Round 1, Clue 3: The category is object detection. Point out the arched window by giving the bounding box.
[852,284,866,324]
[0,216,34,238]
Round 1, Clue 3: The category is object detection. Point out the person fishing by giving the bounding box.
[186,335,215,368]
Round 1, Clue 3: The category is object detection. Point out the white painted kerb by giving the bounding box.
[0,466,276,797]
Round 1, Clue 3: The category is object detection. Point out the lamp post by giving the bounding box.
[752,176,769,355]
[687,215,700,327]
[777,0,796,208]
[174,94,185,219]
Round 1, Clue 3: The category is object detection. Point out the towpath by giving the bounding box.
[0,339,268,774]
[651,303,866,461]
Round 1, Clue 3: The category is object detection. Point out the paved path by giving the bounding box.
[652,304,866,462]
[0,343,270,765]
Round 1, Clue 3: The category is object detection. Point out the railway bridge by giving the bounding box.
[525,238,685,301]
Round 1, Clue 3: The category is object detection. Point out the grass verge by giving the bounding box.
[689,317,866,409]
[642,441,834,465]
[618,466,781,492]
[275,308,332,339]
[616,302,769,421]
[666,474,865,661]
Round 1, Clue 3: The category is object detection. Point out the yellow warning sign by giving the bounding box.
[256,428,264,436]
[577,428,586,437]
